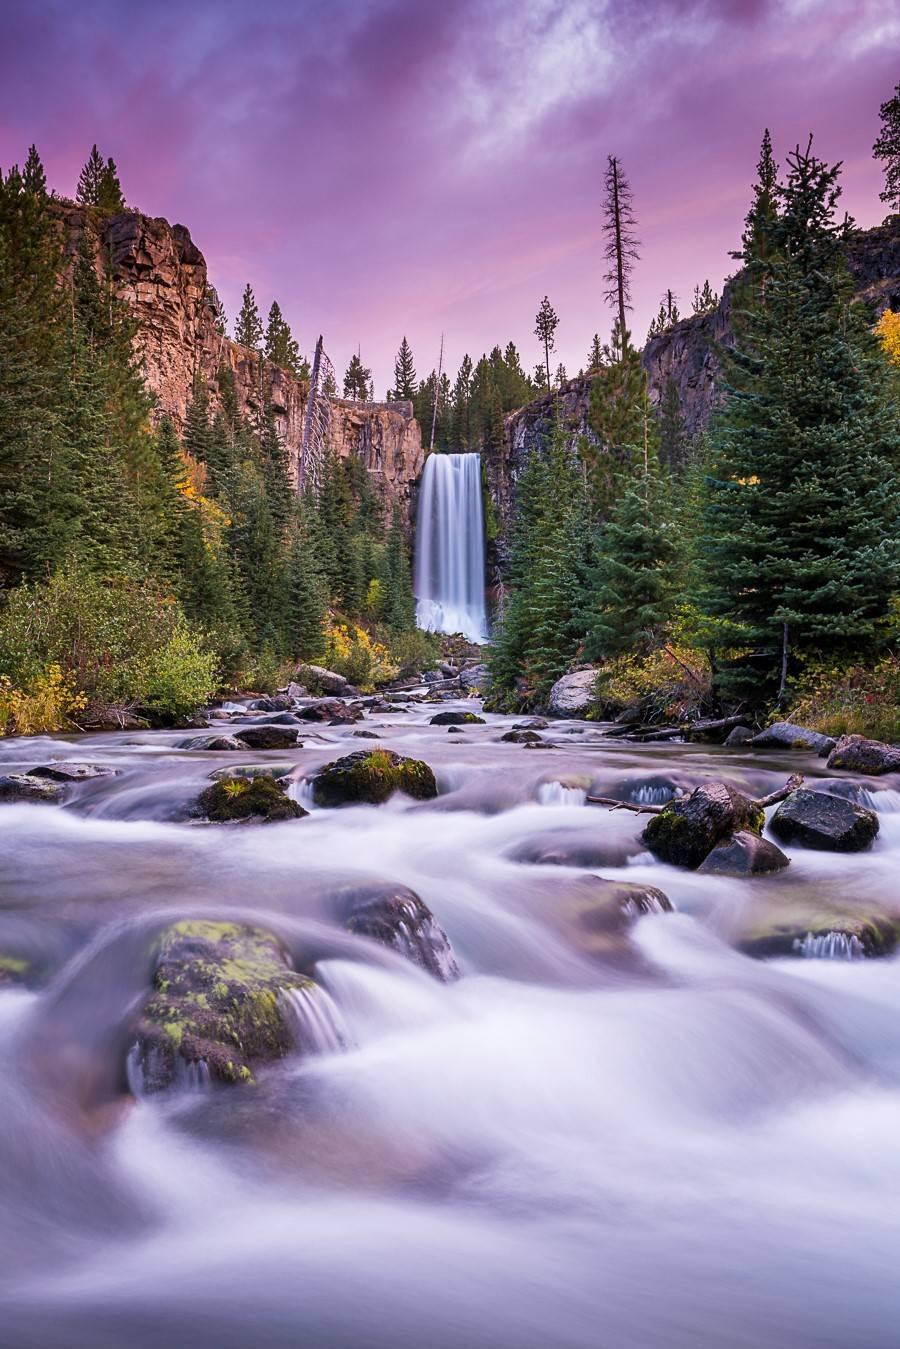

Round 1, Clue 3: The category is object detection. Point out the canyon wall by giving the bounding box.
[55,205,424,522]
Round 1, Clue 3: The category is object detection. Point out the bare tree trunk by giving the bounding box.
[777,620,789,707]
[430,332,444,451]
[610,157,627,358]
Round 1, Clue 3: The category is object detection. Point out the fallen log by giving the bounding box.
[586,773,804,816]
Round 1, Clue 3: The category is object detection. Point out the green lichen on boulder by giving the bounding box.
[312,749,437,807]
[643,782,764,869]
[0,953,30,985]
[736,899,900,959]
[131,920,315,1092]
[429,711,485,726]
[196,774,306,823]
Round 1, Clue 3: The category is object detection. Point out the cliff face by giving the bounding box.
[56,206,424,522]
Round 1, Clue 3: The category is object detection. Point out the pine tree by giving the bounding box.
[586,334,604,371]
[602,155,640,358]
[234,284,263,349]
[534,296,559,391]
[555,363,568,388]
[22,146,46,197]
[343,352,371,401]
[76,145,105,206]
[691,280,718,314]
[286,505,327,661]
[738,129,779,265]
[701,138,900,703]
[264,300,302,374]
[450,354,473,447]
[658,377,687,470]
[390,337,417,400]
[585,319,657,511]
[97,157,125,212]
[381,506,416,631]
[873,81,900,215]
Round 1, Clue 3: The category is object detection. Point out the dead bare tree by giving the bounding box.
[586,774,804,815]
[602,155,640,360]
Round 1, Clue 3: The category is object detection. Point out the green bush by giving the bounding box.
[0,566,217,724]
[791,656,900,743]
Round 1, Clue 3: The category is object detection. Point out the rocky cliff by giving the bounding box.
[494,215,900,532]
[54,205,424,522]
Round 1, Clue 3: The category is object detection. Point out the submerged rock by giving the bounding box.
[736,900,899,960]
[235,725,301,750]
[511,827,642,869]
[338,883,459,981]
[248,695,293,712]
[312,750,437,807]
[826,734,900,776]
[770,788,878,852]
[501,729,542,744]
[547,668,597,718]
[130,920,319,1092]
[195,774,307,823]
[0,773,65,804]
[749,722,836,755]
[697,830,790,876]
[179,733,246,751]
[29,762,118,781]
[642,783,764,869]
[429,711,485,726]
[557,875,672,958]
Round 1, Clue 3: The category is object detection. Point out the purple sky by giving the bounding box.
[1,0,896,393]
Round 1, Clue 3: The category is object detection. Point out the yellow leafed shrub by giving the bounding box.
[875,310,900,367]
[0,664,86,737]
[324,621,398,690]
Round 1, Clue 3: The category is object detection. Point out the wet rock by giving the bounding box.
[501,729,542,744]
[179,733,246,751]
[547,668,597,718]
[683,715,752,744]
[81,703,150,731]
[130,921,318,1092]
[460,664,491,693]
[642,783,764,869]
[29,762,118,781]
[447,726,463,734]
[294,664,349,696]
[352,729,382,739]
[297,699,362,723]
[724,726,754,747]
[209,764,292,781]
[265,711,304,726]
[557,875,672,958]
[0,953,31,986]
[0,773,65,804]
[606,773,692,806]
[769,788,878,852]
[513,718,549,731]
[248,695,293,713]
[736,900,899,960]
[826,734,900,776]
[429,711,485,726]
[338,883,460,981]
[312,750,437,807]
[279,681,307,700]
[749,722,836,755]
[195,774,307,823]
[697,830,790,876]
[510,827,642,869]
[235,725,301,750]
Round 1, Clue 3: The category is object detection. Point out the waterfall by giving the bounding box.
[414,452,488,644]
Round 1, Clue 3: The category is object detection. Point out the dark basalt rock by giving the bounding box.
[352,729,382,739]
[296,699,362,723]
[724,726,754,747]
[312,750,437,807]
[683,715,752,744]
[749,722,836,755]
[642,783,765,869]
[265,711,303,726]
[130,920,317,1092]
[501,729,542,744]
[513,718,549,730]
[196,774,306,823]
[235,725,301,750]
[826,734,900,776]
[179,733,246,751]
[429,711,485,726]
[338,883,459,981]
[0,773,65,804]
[770,788,878,852]
[248,695,293,712]
[29,762,118,781]
[697,830,790,876]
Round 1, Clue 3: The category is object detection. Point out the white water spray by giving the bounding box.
[414,452,488,644]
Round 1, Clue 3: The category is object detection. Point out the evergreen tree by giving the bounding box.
[691,279,718,314]
[534,297,559,391]
[701,137,900,702]
[286,504,327,661]
[381,506,416,631]
[555,363,568,387]
[97,157,125,212]
[76,145,105,206]
[264,300,302,374]
[873,80,900,215]
[234,283,263,349]
[22,145,46,198]
[658,377,687,470]
[450,353,473,447]
[586,334,604,371]
[343,352,371,401]
[585,320,657,511]
[390,336,417,400]
[738,129,779,265]
[602,155,640,357]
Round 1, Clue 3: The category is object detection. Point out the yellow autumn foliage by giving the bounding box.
[875,309,900,367]
[323,621,398,690]
[0,664,86,736]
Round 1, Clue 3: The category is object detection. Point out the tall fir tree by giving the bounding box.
[390,337,417,400]
[234,284,263,349]
[264,300,303,375]
[873,80,900,215]
[76,145,105,206]
[22,145,46,197]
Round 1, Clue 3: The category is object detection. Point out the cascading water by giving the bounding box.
[414,452,488,644]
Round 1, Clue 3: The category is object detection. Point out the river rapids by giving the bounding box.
[1,698,900,1347]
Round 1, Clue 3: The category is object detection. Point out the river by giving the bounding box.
[1,696,899,1348]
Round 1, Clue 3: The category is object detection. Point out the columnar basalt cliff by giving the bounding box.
[54,205,424,522]
[488,215,900,552]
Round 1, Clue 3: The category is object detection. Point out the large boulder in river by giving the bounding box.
[697,830,790,877]
[338,883,459,981]
[642,783,764,869]
[130,921,319,1092]
[770,788,878,852]
[749,722,836,755]
[460,664,491,693]
[195,774,306,823]
[179,733,246,751]
[312,750,437,807]
[501,729,542,744]
[296,699,362,724]
[0,773,65,804]
[547,668,597,718]
[235,724,301,750]
[825,734,900,776]
[29,761,117,781]
[294,664,349,696]
[429,710,485,726]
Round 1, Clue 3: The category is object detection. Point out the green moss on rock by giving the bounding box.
[131,920,316,1092]
[196,774,306,823]
[429,711,485,726]
[312,750,437,807]
[643,782,764,869]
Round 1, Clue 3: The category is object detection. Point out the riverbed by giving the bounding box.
[1,698,899,1348]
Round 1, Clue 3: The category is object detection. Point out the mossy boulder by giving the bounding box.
[337,882,459,981]
[130,921,317,1092]
[770,788,878,852]
[312,750,437,807]
[826,734,900,776]
[749,722,836,755]
[179,733,246,751]
[736,900,900,960]
[0,953,31,985]
[29,762,118,781]
[235,724,301,750]
[697,830,790,877]
[642,783,764,869]
[0,773,66,805]
[195,774,306,823]
[429,711,485,726]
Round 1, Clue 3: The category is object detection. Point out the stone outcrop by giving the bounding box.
[52,204,424,523]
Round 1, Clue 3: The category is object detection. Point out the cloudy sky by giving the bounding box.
[1,0,896,392]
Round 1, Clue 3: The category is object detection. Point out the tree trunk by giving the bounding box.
[777,620,789,707]
[610,157,627,358]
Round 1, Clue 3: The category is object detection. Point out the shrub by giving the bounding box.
[0,567,217,726]
[593,643,712,722]
[791,656,900,743]
[385,627,441,678]
[0,664,86,736]
[323,621,398,690]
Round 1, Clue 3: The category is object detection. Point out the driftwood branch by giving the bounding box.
[586,772,804,817]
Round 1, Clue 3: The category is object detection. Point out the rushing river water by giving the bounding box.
[2,698,900,1348]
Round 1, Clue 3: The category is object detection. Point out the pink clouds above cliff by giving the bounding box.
[0,0,896,392]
